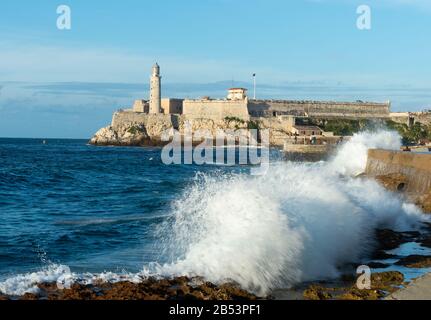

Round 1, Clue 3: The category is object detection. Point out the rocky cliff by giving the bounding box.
[89,111,294,147]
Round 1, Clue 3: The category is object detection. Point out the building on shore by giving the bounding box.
[128,63,392,123]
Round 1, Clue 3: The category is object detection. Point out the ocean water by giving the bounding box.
[0,132,429,296]
[0,139,251,275]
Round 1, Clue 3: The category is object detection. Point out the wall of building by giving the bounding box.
[132,100,149,113]
[248,100,390,119]
[183,99,250,121]
[161,98,184,115]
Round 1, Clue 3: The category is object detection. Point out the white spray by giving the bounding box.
[150,129,425,295]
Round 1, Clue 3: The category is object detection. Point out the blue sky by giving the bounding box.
[1,0,431,138]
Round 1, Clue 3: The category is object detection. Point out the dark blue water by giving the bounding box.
[0,138,262,280]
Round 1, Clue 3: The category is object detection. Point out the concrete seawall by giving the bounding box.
[366,149,431,194]
[283,144,336,162]
[365,149,431,213]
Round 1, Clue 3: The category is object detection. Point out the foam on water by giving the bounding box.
[0,129,428,296]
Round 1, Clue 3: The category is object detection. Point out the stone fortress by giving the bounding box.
[90,63,429,147]
[129,63,390,121]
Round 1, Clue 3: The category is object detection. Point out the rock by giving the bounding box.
[395,255,431,268]
[371,250,398,260]
[89,124,154,147]
[217,283,258,300]
[367,262,390,269]
[370,271,404,288]
[303,271,404,300]
[419,236,431,248]
[90,126,119,145]
[375,229,409,251]
[303,285,332,300]
[20,293,39,300]
[14,277,259,300]
[60,283,97,300]
[337,288,381,300]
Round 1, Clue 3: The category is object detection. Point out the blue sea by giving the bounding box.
[0,133,429,296]
[0,138,255,278]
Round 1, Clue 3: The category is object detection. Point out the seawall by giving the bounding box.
[365,149,431,213]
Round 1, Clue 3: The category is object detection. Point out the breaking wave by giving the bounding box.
[149,129,424,295]
[0,129,428,296]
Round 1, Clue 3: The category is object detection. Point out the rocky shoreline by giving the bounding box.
[2,225,431,301]
[299,226,431,300]
[0,277,259,301]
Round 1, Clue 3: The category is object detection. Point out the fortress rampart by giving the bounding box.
[183,98,250,121]
[248,100,390,119]
[390,112,431,127]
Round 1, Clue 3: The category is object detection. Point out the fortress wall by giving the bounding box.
[390,112,412,126]
[414,112,431,126]
[161,98,183,115]
[366,149,431,194]
[112,111,150,128]
[183,99,250,121]
[389,112,431,127]
[248,101,305,117]
[248,100,390,119]
[111,111,178,135]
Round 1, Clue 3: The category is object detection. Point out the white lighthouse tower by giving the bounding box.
[149,63,161,114]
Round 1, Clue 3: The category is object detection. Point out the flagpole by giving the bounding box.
[253,73,256,100]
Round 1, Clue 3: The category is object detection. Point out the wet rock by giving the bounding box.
[337,288,381,300]
[371,250,398,260]
[303,285,332,300]
[217,283,258,300]
[370,271,404,288]
[367,262,390,269]
[15,277,259,301]
[419,236,431,248]
[395,255,431,268]
[60,283,98,300]
[303,271,404,300]
[20,293,39,300]
[375,229,409,251]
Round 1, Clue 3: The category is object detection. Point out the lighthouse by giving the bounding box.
[149,63,161,114]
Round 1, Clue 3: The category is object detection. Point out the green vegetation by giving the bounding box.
[310,119,373,136]
[309,118,431,144]
[386,120,431,145]
[224,117,261,130]
[247,120,260,130]
[127,126,142,134]
[224,116,245,125]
